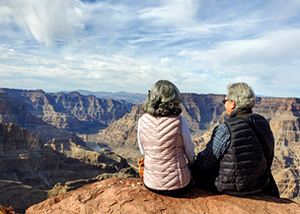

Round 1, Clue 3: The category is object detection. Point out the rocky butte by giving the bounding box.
[25,177,300,214]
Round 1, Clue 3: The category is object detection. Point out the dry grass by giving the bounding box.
[0,205,16,214]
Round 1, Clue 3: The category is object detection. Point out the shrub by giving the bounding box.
[0,205,16,214]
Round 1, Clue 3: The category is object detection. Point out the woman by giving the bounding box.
[138,80,195,196]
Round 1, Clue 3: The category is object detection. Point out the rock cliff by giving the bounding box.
[97,105,144,162]
[0,123,137,213]
[0,123,132,187]
[258,97,300,203]
[25,177,300,214]
[181,93,225,139]
[1,88,130,134]
[0,90,85,144]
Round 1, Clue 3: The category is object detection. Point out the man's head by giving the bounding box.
[224,82,256,115]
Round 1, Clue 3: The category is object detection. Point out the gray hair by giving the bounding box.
[227,82,256,109]
[142,80,182,116]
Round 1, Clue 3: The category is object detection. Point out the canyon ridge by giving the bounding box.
[0,88,300,212]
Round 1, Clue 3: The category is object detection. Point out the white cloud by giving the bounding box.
[160,57,171,65]
[178,28,300,75]
[139,0,199,27]
[0,0,86,46]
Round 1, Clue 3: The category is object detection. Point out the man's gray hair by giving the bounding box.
[142,80,182,116]
[227,82,256,109]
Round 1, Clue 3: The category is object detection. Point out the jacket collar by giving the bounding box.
[229,108,252,118]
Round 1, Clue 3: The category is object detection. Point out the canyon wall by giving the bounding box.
[0,89,138,212]
[0,122,136,213]
[1,88,300,208]
[1,88,130,134]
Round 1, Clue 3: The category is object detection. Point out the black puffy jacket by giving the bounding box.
[213,109,274,194]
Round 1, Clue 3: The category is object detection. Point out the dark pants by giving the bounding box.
[260,171,280,198]
[191,164,280,198]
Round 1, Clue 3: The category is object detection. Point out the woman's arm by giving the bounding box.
[181,117,195,164]
[137,118,145,155]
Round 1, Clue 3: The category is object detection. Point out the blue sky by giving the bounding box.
[1,0,300,97]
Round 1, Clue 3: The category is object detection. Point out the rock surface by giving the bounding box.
[0,169,137,214]
[26,177,300,214]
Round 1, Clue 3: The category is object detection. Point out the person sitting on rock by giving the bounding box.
[190,82,279,197]
[138,80,195,197]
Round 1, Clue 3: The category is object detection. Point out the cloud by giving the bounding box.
[178,28,300,73]
[1,0,300,97]
[0,0,86,46]
[139,0,200,27]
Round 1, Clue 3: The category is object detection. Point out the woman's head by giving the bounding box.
[142,80,182,117]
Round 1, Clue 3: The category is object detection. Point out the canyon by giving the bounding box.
[0,89,137,213]
[0,88,300,212]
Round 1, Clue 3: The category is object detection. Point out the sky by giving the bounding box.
[1,0,300,98]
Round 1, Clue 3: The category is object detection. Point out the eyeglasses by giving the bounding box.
[222,99,229,104]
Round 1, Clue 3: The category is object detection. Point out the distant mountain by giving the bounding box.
[71,90,147,104]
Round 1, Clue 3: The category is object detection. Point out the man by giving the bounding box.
[191,82,279,197]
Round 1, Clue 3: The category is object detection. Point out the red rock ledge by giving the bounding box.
[26,177,300,214]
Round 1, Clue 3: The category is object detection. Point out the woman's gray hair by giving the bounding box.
[142,80,182,117]
[227,82,256,109]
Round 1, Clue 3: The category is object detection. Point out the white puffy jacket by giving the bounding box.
[139,113,191,191]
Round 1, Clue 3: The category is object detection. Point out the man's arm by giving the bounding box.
[195,123,230,171]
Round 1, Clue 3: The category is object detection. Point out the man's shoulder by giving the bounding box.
[214,122,230,134]
[217,122,228,129]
